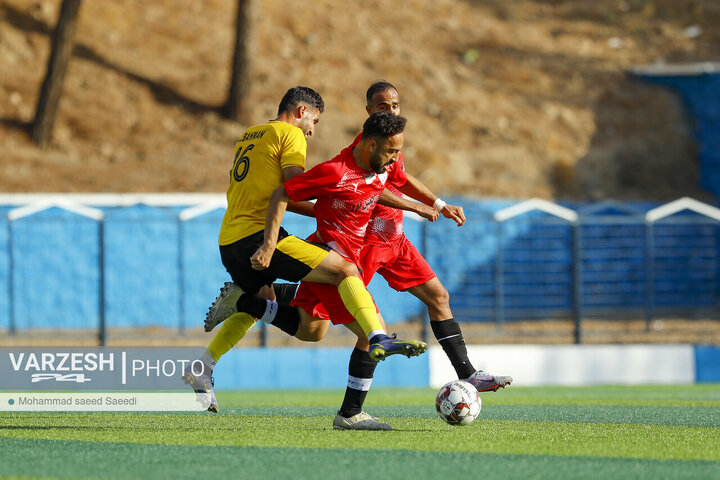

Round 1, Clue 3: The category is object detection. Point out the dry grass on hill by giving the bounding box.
[1,0,719,200]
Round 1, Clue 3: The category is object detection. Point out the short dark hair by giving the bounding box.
[366,81,397,105]
[362,111,406,141]
[277,86,324,115]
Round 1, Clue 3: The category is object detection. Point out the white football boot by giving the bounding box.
[333,411,392,431]
[182,363,219,413]
[465,370,513,392]
[204,282,244,332]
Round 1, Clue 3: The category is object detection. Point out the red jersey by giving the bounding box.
[349,133,408,246]
[284,145,402,263]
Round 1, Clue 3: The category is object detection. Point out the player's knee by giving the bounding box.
[340,260,359,279]
[428,285,450,309]
[328,260,360,285]
[295,319,328,342]
[296,330,325,342]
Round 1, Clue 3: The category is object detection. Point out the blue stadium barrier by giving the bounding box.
[179,207,228,333]
[577,202,647,317]
[213,347,429,390]
[695,345,720,383]
[11,207,101,330]
[103,205,181,329]
[0,211,10,333]
[1,195,719,342]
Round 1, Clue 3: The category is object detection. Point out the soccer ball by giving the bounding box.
[435,380,482,426]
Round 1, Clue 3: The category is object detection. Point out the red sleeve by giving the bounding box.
[386,152,408,188]
[284,160,340,202]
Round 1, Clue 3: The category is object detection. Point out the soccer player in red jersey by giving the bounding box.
[356,81,513,394]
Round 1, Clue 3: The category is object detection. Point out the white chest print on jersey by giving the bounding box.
[338,170,388,193]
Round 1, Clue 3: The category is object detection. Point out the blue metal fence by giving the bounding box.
[1,195,719,344]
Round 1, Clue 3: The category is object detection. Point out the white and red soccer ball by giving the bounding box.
[435,380,482,425]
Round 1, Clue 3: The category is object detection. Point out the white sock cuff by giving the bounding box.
[259,300,278,324]
[347,375,373,392]
[368,329,386,340]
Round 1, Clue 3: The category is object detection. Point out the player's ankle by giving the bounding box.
[339,408,361,418]
[369,333,388,344]
[368,330,387,343]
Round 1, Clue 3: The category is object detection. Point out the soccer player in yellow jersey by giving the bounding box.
[183,87,427,412]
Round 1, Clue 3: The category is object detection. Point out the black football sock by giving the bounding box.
[235,294,266,318]
[236,294,300,336]
[339,347,377,418]
[430,319,476,379]
[272,282,300,304]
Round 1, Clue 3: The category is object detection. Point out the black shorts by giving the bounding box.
[220,228,330,295]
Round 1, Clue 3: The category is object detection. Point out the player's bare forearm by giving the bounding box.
[399,174,465,226]
[398,173,436,206]
[412,203,439,221]
[378,189,438,222]
[287,200,316,218]
[251,186,289,270]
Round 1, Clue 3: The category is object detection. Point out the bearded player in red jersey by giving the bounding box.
[305,82,510,429]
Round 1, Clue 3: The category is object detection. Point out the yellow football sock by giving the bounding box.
[337,276,383,337]
[207,312,256,361]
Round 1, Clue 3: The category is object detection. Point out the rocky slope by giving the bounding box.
[1,0,718,200]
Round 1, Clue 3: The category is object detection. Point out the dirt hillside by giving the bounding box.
[1,0,719,200]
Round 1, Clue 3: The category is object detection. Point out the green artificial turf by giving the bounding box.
[1,385,718,480]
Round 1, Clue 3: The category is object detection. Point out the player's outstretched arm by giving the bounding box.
[378,189,438,222]
[398,173,465,226]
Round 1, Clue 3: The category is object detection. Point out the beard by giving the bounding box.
[369,152,387,174]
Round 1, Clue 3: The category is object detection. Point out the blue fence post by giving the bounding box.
[494,219,504,331]
[644,219,655,331]
[7,219,15,335]
[420,217,429,343]
[98,218,106,346]
[178,217,185,335]
[572,219,582,344]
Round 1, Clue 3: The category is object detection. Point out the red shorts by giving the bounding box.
[289,231,378,325]
[290,281,379,325]
[359,235,436,291]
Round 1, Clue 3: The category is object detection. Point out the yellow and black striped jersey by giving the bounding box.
[219,121,307,245]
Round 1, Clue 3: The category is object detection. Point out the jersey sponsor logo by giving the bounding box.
[331,195,380,214]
